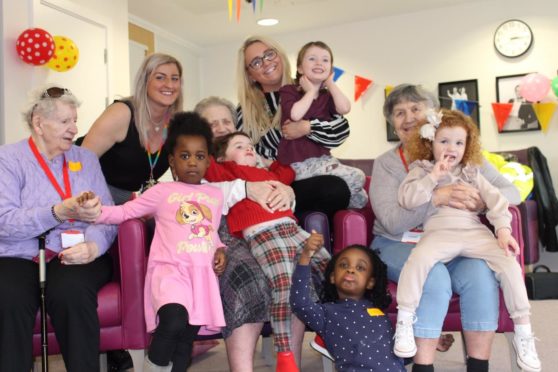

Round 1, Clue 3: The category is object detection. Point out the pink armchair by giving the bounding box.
[331,163,524,371]
[32,218,150,369]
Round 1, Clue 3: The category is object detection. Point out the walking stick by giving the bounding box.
[38,233,49,372]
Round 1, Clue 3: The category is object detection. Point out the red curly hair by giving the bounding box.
[406,109,483,166]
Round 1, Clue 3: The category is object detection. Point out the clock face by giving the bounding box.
[494,20,533,58]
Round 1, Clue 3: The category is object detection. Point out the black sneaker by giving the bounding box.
[107,349,134,372]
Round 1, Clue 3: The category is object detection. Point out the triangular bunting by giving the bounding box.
[385,85,394,97]
[455,100,477,116]
[491,103,513,132]
[236,0,241,23]
[252,0,256,12]
[532,102,557,133]
[228,0,233,21]
[354,75,373,102]
[333,67,344,82]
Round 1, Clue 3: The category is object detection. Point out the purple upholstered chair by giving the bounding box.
[32,218,150,371]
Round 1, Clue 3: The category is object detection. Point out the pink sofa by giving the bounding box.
[32,218,150,368]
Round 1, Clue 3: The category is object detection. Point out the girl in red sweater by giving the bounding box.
[205,132,330,372]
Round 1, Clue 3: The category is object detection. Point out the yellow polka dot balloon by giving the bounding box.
[47,36,79,72]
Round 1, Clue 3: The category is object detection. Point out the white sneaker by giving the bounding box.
[310,334,335,361]
[393,316,417,358]
[513,333,541,372]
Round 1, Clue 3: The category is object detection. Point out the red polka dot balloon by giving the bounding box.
[47,35,80,72]
[15,28,55,66]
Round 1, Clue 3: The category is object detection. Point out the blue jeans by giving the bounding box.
[371,236,499,338]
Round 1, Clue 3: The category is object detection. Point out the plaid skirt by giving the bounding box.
[218,219,271,338]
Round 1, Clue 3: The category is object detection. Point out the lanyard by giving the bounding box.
[145,126,167,181]
[398,145,409,173]
[146,146,162,180]
[28,137,72,200]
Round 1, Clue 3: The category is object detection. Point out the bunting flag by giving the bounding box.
[228,0,233,21]
[252,0,256,12]
[455,100,477,116]
[385,85,394,97]
[236,0,241,22]
[354,75,373,102]
[332,67,344,82]
[491,103,513,132]
[532,102,557,133]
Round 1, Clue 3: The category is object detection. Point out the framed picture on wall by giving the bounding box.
[385,87,400,142]
[496,74,541,133]
[438,79,480,128]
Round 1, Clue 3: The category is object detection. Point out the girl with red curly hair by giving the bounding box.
[393,109,541,372]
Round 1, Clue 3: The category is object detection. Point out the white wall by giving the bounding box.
[200,0,558,191]
[0,0,130,144]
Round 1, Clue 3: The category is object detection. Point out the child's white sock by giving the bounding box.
[397,309,414,322]
[515,323,532,336]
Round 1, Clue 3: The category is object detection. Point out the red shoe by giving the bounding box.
[276,351,299,372]
[310,334,334,361]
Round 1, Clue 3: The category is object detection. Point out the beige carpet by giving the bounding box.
[44,299,558,371]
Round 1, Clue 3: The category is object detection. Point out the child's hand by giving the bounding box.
[430,151,450,182]
[324,72,335,89]
[299,75,320,95]
[213,247,227,276]
[497,228,520,256]
[76,191,96,206]
[300,230,323,265]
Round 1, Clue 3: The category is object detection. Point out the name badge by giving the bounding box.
[61,230,84,249]
[401,229,423,244]
[367,308,385,317]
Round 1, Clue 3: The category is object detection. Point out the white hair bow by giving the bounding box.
[419,109,443,141]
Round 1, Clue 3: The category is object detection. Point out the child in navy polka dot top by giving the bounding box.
[290,235,405,371]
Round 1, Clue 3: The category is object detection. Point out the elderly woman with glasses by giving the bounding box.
[0,85,117,371]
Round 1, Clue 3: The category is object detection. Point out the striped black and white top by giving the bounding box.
[236,91,350,160]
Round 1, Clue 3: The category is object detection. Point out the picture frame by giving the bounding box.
[495,73,541,133]
[438,79,480,128]
[385,87,400,142]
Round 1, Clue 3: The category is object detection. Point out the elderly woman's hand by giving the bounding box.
[282,119,311,140]
[265,181,295,212]
[246,180,295,213]
[54,192,101,223]
[432,183,485,212]
[58,241,99,265]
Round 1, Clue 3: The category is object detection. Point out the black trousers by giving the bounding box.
[0,254,112,372]
[292,175,350,219]
[148,304,201,372]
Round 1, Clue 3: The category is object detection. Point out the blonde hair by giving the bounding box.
[130,53,183,147]
[236,35,293,144]
[407,109,483,166]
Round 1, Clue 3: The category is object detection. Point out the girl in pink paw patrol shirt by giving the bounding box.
[90,112,251,372]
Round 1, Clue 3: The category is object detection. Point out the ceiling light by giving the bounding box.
[257,18,279,26]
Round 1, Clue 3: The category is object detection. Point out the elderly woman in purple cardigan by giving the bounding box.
[0,85,117,371]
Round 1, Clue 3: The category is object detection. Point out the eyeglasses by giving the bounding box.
[41,87,72,99]
[247,49,278,70]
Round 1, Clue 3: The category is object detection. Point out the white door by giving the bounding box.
[129,40,148,92]
[33,0,108,137]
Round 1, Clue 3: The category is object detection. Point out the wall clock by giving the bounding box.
[494,19,533,58]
